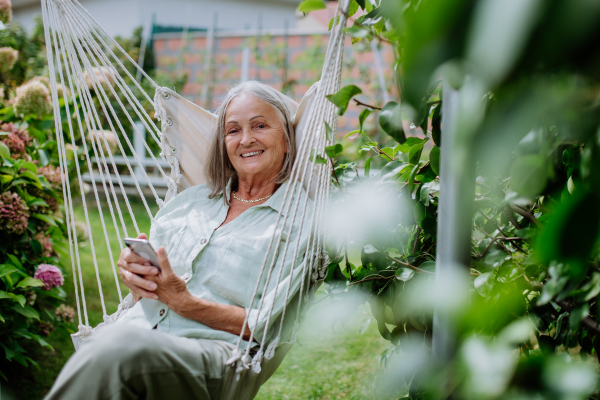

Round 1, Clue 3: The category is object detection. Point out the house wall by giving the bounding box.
[11,0,301,36]
[152,29,397,135]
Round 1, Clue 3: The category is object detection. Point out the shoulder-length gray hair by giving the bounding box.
[206,80,298,203]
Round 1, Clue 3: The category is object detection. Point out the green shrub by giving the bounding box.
[0,99,73,379]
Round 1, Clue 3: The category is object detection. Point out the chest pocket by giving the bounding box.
[152,225,189,274]
[208,239,272,308]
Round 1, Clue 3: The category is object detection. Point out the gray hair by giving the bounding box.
[206,80,298,204]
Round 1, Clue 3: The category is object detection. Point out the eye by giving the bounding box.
[256,123,267,129]
[227,128,239,135]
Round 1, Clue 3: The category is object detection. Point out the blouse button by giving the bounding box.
[183,273,191,282]
[159,309,165,316]
[200,238,207,245]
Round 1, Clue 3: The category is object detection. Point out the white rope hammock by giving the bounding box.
[41,0,349,382]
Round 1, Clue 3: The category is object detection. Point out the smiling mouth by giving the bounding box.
[241,150,264,158]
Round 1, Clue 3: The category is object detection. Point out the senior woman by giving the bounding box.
[45,81,312,400]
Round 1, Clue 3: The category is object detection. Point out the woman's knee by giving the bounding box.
[79,324,157,370]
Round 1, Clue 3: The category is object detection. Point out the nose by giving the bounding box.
[239,127,256,146]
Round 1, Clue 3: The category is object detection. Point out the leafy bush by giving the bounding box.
[0,99,76,376]
[0,104,74,377]
[307,0,600,397]
[0,0,74,378]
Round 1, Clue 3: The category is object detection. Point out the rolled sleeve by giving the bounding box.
[245,259,307,345]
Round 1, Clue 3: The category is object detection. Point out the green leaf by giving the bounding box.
[325,144,343,159]
[430,146,440,175]
[348,0,359,17]
[11,304,40,320]
[355,0,365,10]
[395,267,415,281]
[408,142,425,165]
[364,156,374,177]
[379,101,405,144]
[0,264,18,277]
[298,0,326,13]
[32,213,57,226]
[555,311,569,339]
[6,254,22,268]
[360,6,383,25]
[0,142,10,159]
[309,149,327,165]
[0,174,12,184]
[359,108,372,132]
[537,189,600,264]
[569,304,589,330]
[420,184,431,206]
[27,197,49,207]
[344,129,362,138]
[328,16,339,31]
[509,155,550,199]
[0,290,9,299]
[19,170,41,184]
[8,293,26,307]
[414,201,426,227]
[16,277,45,289]
[38,149,49,166]
[326,85,362,115]
[381,147,395,160]
[324,121,334,141]
[21,162,37,173]
[474,272,494,297]
[380,161,408,180]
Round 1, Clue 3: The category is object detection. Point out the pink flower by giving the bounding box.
[34,264,64,290]
[55,304,75,323]
[39,321,55,336]
[38,165,62,185]
[0,191,29,234]
[1,122,31,159]
[0,47,17,73]
[0,0,12,25]
[34,232,54,258]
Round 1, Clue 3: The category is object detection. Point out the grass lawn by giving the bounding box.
[2,197,392,399]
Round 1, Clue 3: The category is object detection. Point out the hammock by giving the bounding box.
[41,0,349,387]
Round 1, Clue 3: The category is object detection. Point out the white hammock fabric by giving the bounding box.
[41,0,349,382]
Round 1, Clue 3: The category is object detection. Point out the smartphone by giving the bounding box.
[124,238,161,271]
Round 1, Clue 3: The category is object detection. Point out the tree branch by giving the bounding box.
[412,226,422,254]
[329,157,341,188]
[353,98,382,110]
[555,300,600,335]
[504,207,522,230]
[480,236,522,258]
[348,275,395,286]
[371,244,435,275]
[510,204,541,227]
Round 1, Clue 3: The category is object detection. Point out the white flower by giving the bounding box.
[0,47,18,73]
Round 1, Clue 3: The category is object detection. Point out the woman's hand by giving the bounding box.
[145,247,194,313]
[117,233,160,302]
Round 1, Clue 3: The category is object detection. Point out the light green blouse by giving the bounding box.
[116,180,312,349]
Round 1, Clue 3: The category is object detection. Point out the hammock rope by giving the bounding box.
[41,0,350,378]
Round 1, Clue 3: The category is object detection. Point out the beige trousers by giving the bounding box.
[44,324,273,400]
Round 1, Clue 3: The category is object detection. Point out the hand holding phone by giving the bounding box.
[124,238,161,272]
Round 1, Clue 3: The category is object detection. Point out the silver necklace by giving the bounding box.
[232,191,272,203]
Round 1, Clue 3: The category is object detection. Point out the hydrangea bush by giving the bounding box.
[0,78,73,377]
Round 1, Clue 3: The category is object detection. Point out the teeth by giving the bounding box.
[241,151,263,158]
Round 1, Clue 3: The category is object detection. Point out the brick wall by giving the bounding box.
[152,30,397,135]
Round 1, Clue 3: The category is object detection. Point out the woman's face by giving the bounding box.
[224,93,288,182]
